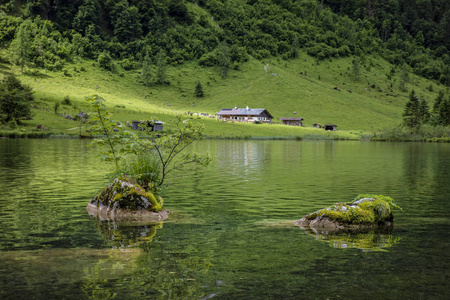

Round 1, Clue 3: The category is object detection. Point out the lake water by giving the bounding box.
[0,139,449,299]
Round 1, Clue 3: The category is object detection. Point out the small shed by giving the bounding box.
[153,121,164,131]
[280,117,303,126]
[324,124,338,131]
[131,120,141,130]
[313,123,323,129]
[131,120,164,131]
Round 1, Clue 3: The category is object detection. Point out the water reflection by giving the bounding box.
[89,216,163,248]
[82,215,212,299]
[81,243,211,299]
[298,226,401,251]
[1,139,449,299]
[215,140,270,181]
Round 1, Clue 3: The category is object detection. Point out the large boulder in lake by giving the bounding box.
[294,196,399,232]
[87,177,170,221]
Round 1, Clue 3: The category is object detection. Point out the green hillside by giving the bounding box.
[0,50,441,135]
[0,0,449,138]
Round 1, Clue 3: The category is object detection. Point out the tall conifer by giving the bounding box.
[403,90,421,128]
[11,20,31,73]
[195,81,204,97]
[142,53,152,87]
[156,50,167,84]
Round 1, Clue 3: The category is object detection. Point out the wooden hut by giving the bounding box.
[153,121,164,131]
[280,117,303,126]
[131,120,141,130]
[324,124,338,131]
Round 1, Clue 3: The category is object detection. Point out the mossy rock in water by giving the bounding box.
[294,195,400,231]
[87,177,170,221]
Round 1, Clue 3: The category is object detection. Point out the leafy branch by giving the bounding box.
[86,97,211,194]
[86,95,137,169]
[138,116,212,186]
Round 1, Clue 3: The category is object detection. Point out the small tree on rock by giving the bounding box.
[86,97,211,194]
[138,116,212,187]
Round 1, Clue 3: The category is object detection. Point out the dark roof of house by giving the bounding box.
[324,124,337,127]
[280,117,303,121]
[217,108,274,118]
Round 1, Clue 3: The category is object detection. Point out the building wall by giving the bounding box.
[219,114,272,123]
[282,120,302,126]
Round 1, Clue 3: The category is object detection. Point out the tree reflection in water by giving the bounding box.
[83,215,211,299]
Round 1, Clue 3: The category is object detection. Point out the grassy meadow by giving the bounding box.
[0,49,446,139]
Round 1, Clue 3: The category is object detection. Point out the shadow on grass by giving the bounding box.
[23,69,52,79]
[0,65,53,79]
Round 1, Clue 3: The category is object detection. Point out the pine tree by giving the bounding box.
[399,64,409,92]
[438,97,450,126]
[418,98,430,124]
[11,20,31,73]
[142,53,152,87]
[403,90,421,128]
[195,81,204,97]
[217,41,230,79]
[432,90,445,113]
[0,75,34,124]
[430,90,446,125]
[156,49,167,84]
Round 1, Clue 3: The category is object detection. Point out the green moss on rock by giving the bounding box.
[295,194,401,230]
[89,176,163,212]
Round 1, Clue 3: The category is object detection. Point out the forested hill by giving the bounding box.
[1,0,449,86]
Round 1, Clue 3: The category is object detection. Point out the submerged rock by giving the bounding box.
[294,196,397,232]
[87,177,170,221]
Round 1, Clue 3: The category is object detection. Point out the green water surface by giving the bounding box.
[0,139,449,299]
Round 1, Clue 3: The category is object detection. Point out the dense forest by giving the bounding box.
[0,0,449,86]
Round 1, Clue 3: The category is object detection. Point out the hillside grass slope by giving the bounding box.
[0,48,445,139]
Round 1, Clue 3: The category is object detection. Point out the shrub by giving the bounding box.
[120,58,137,70]
[0,75,34,124]
[97,51,112,70]
[198,51,217,67]
[62,95,71,105]
[109,154,162,195]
